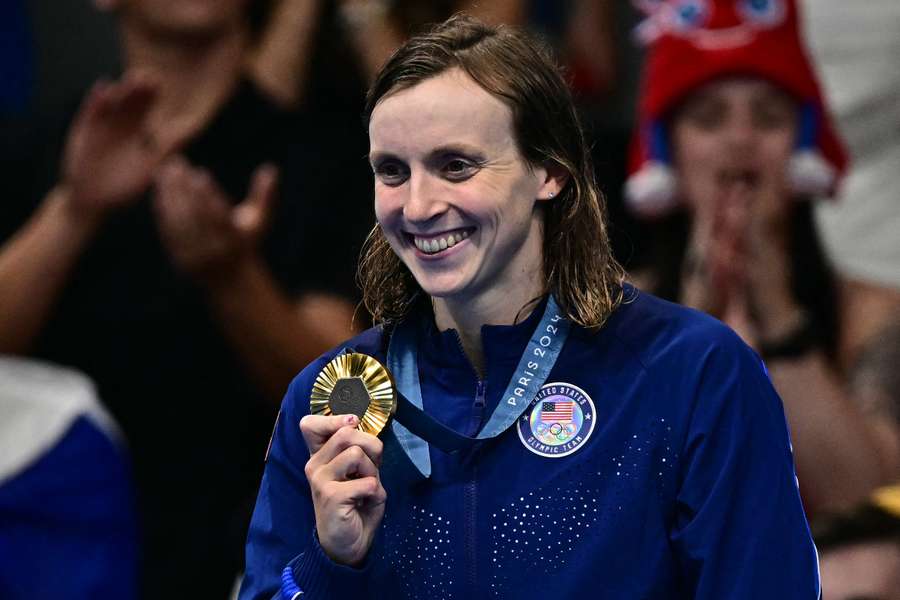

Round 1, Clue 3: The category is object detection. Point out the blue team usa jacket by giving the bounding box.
[240,289,821,599]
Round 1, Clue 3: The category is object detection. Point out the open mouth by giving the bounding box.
[405,227,475,256]
[716,168,760,189]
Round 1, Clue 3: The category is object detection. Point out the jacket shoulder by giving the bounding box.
[601,287,751,371]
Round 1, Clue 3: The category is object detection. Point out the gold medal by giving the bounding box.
[309,353,397,436]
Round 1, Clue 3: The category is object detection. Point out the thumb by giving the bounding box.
[233,164,278,240]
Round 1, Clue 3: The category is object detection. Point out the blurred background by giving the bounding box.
[1,1,898,598]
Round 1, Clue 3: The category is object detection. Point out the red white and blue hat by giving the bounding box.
[625,0,849,217]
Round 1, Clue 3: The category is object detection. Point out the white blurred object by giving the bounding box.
[789,149,837,197]
[801,0,900,289]
[0,356,120,484]
[624,160,679,217]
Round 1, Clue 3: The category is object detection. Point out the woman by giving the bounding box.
[240,15,818,599]
[625,0,887,514]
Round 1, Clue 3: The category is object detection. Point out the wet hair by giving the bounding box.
[357,14,625,328]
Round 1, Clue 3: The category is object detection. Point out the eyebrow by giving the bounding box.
[369,143,486,167]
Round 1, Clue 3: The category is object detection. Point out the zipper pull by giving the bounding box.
[466,380,488,442]
[474,380,486,408]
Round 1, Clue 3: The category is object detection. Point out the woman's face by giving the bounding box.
[369,69,558,306]
[671,78,797,212]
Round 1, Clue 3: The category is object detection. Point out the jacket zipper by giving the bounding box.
[452,331,485,598]
[464,379,485,597]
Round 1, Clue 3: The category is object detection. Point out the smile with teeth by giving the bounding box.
[411,229,472,255]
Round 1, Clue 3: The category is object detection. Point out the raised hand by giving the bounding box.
[737,169,802,344]
[681,171,800,348]
[61,72,164,218]
[300,414,387,567]
[152,156,278,282]
[681,182,749,317]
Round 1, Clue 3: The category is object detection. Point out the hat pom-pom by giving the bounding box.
[625,161,678,217]
[789,151,836,197]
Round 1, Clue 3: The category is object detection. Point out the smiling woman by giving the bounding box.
[240,14,821,600]
[359,17,624,340]
[368,68,560,366]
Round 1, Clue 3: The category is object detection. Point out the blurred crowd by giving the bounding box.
[0,1,898,599]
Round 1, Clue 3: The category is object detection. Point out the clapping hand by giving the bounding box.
[152,157,278,282]
[681,170,799,349]
[61,72,164,219]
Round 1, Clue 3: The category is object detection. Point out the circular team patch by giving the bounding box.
[517,382,596,458]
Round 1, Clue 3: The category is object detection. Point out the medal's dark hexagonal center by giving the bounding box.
[328,377,370,419]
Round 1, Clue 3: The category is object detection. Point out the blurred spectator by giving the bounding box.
[814,485,900,600]
[0,357,138,599]
[258,0,643,259]
[800,0,900,370]
[622,0,887,514]
[247,0,529,111]
[0,0,372,596]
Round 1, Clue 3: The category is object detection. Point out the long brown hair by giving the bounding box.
[358,14,625,329]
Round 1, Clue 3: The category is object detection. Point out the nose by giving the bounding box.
[403,170,446,225]
[723,113,758,153]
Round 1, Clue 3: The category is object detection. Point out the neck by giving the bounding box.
[120,20,248,151]
[432,267,544,377]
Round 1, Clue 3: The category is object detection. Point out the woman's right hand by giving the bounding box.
[300,413,387,567]
[60,72,164,220]
[680,183,746,317]
[680,182,758,343]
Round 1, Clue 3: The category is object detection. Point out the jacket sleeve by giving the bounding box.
[238,358,379,600]
[669,331,821,599]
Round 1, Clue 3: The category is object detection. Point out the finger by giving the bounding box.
[300,414,360,455]
[100,79,134,111]
[318,445,380,482]
[723,182,751,229]
[122,68,158,91]
[153,157,194,228]
[92,76,157,125]
[71,79,112,129]
[327,476,386,508]
[310,423,384,471]
[233,164,278,238]
[198,169,231,211]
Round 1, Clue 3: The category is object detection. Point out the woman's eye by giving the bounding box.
[754,107,793,130]
[374,161,409,185]
[442,158,478,180]
[683,101,725,130]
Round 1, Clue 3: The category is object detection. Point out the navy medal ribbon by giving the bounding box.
[387,296,570,478]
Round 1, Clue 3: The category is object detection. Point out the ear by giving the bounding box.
[536,161,570,202]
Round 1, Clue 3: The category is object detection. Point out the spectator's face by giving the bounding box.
[369,68,549,305]
[820,541,900,600]
[671,78,797,213]
[112,0,251,38]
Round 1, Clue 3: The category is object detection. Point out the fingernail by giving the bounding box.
[345,415,358,425]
